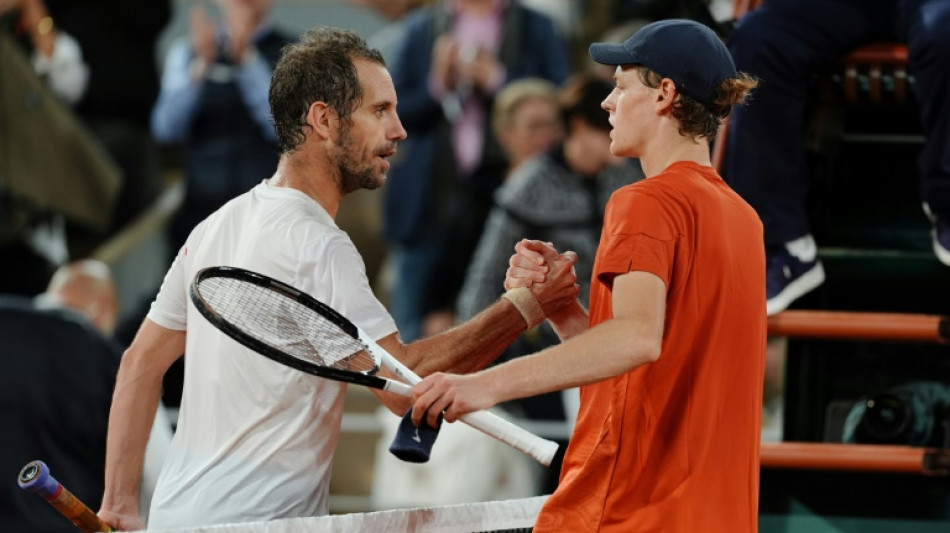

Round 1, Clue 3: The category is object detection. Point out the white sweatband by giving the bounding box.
[501,287,545,330]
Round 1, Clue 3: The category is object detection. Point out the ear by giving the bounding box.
[305,101,336,140]
[655,78,677,113]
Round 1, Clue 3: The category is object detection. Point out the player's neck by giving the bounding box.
[270,154,343,218]
[639,134,711,178]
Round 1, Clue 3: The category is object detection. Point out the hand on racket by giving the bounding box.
[190,266,559,466]
[18,460,115,532]
[411,371,496,428]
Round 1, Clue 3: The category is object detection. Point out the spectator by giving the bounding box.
[351,0,428,23]
[358,0,424,68]
[0,0,89,104]
[0,0,91,295]
[0,260,170,531]
[722,0,950,315]
[42,0,172,246]
[421,76,565,334]
[152,0,294,253]
[490,77,564,179]
[383,0,571,342]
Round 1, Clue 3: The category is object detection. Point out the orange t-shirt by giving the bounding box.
[535,161,767,533]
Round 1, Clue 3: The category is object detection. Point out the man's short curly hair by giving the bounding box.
[269,27,385,154]
[636,66,758,142]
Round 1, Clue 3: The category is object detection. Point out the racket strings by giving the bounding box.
[198,277,378,373]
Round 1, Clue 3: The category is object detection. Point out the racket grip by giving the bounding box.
[458,410,559,466]
[373,344,559,465]
[384,380,413,396]
[18,460,113,533]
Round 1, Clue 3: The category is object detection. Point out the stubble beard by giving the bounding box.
[333,124,384,195]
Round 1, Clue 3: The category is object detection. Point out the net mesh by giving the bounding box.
[136,496,547,533]
[197,276,375,373]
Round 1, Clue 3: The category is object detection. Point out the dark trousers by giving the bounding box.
[723,0,950,245]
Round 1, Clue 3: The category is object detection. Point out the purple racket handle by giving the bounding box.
[18,460,113,532]
[18,460,60,497]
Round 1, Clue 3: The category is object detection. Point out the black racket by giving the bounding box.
[189,266,558,465]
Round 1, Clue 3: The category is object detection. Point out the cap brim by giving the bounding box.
[589,42,635,66]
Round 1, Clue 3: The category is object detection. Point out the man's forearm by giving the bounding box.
[386,247,579,377]
[99,350,165,519]
[547,300,590,341]
[477,314,661,405]
[405,297,528,377]
[99,320,184,526]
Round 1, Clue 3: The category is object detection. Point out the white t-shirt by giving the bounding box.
[145,181,396,528]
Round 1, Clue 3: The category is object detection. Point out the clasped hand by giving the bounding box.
[410,240,579,428]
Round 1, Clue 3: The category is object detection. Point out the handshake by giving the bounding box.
[501,239,581,330]
[391,240,585,463]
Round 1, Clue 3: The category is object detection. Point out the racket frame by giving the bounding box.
[191,267,410,395]
[191,266,556,465]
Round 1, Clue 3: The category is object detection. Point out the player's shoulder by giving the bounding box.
[605,168,701,229]
[609,176,669,205]
[618,162,717,201]
[288,217,357,265]
[251,185,343,237]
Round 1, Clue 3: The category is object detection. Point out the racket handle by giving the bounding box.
[384,380,413,396]
[458,410,559,466]
[372,343,559,466]
[18,460,113,533]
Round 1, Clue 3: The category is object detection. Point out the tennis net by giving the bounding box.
[141,496,548,533]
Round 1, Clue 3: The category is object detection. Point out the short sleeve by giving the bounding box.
[297,235,397,342]
[595,186,679,288]
[147,244,188,331]
[597,233,675,288]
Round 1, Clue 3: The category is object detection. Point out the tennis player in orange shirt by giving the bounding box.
[411,19,766,532]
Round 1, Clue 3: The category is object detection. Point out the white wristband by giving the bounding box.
[501,287,545,330]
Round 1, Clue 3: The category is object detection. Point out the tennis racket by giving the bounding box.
[18,460,113,532]
[189,265,558,466]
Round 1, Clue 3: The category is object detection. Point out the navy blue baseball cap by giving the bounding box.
[589,19,737,106]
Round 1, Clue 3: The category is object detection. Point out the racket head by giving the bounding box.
[190,266,382,381]
[191,268,559,465]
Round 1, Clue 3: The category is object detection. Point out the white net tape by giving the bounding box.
[140,496,548,533]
